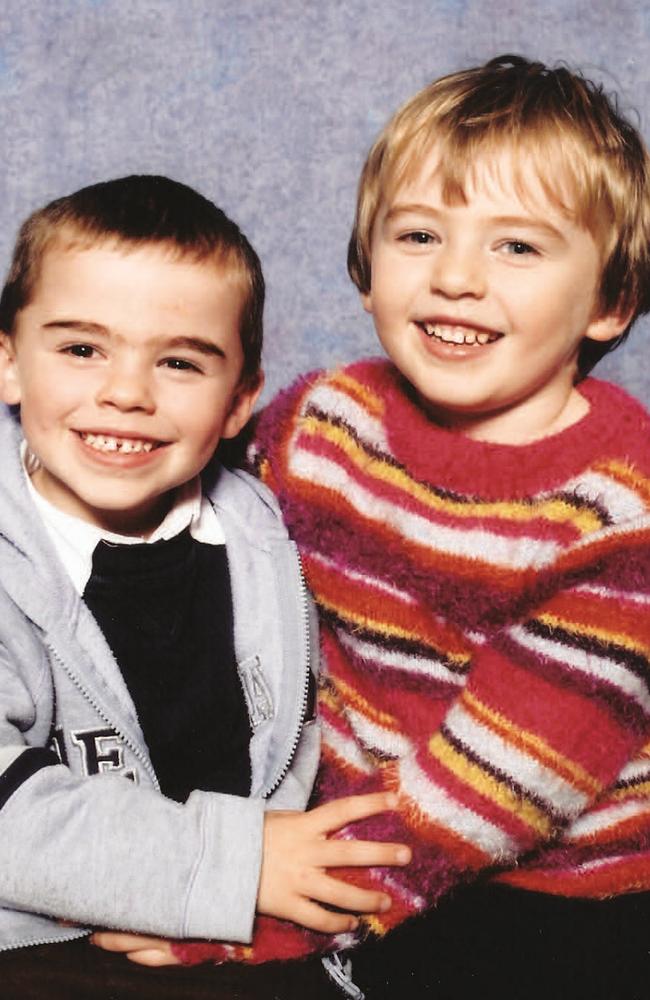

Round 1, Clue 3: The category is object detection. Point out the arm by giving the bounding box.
[93,792,410,966]
[163,519,650,964]
[0,617,288,942]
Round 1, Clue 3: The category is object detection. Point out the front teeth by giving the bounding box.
[422,323,498,346]
[81,433,155,454]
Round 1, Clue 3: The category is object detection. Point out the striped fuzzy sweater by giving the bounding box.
[175,358,650,966]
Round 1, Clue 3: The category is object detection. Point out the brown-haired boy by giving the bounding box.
[0,174,408,998]
[111,57,650,998]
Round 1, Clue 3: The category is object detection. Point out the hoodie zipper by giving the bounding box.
[45,641,159,789]
[262,542,312,798]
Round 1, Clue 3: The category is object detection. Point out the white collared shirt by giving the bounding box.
[23,452,225,595]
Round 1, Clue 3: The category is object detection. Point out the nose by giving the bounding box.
[429,241,486,299]
[95,360,156,413]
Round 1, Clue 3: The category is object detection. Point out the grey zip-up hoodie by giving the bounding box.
[0,406,319,953]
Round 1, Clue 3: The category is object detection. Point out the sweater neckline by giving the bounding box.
[362,360,637,499]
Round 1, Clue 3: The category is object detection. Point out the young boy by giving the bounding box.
[0,174,408,998]
[111,56,650,998]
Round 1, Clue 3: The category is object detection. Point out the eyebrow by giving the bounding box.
[384,203,566,241]
[43,319,109,336]
[41,321,227,359]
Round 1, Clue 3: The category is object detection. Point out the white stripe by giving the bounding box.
[398,753,517,860]
[565,799,650,840]
[321,718,374,775]
[338,631,465,687]
[307,383,389,451]
[445,703,589,817]
[508,624,650,713]
[617,757,650,783]
[307,550,416,604]
[290,449,559,570]
[562,471,647,521]
[572,855,627,873]
[346,707,412,759]
[574,583,650,607]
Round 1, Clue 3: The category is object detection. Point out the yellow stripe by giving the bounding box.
[595,459,650,496]
[428,731,553,836]
[333,676,399,730]
[317,590,470,668]
[538,612,649,659]
[301,414,603,535]
[329,371,386,418]
[612,781,650,802]
[463,689,602,797]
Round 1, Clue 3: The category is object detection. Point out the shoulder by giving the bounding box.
[201,463,290,541]
[579,377,650,465]
[256,358,398,441]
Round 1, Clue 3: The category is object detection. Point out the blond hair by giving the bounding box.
[348,55,650,372]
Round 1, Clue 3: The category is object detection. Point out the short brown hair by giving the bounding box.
[0,175,264,387]
[348,55,650,373]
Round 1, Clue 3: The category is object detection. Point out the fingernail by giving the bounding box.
[380,896,392,912]
[349,917,359,930]
[385,793,398,808]
[397,847,411,863]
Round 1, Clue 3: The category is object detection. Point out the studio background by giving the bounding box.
[0,0,647,406]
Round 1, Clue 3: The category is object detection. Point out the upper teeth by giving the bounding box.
[81,433,155,454]
[422,323,498,345]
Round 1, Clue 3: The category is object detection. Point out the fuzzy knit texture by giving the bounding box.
[175,358,650,966]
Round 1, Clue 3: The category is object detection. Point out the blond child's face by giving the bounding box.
[0,242,261,535]
[361,147,628,443]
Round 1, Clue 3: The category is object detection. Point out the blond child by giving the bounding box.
[98,57,650,998]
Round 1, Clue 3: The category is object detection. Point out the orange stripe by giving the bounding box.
[462,689,602,797]
[304,554,472,661]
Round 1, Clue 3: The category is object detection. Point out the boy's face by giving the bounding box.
[0,241,261,534]
[361,147,628,443]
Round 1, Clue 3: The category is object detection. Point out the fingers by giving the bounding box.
[91,932,163,953]
[312,838,411,868]
[308,872,392,916]
[304,792,399,834]
[127,948,180,967]
[90,932,177,967]
[281,897,360,934]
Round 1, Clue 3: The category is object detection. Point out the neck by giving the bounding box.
[426,385,589,445]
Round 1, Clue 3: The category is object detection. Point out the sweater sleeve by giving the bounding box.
[174,375,650,965]
[173,515,650,965]
[338,523,650,933]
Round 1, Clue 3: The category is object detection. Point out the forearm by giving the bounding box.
[0,761,265,941]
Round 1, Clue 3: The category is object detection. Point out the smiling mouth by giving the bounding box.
[418,322,502,346]
[78,432,162,455]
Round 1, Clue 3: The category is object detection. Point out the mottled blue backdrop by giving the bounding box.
[0,0,647,406]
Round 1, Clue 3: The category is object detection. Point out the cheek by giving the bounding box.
[177,399,231,452]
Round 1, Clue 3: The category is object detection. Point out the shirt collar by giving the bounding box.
[22,446,224,593]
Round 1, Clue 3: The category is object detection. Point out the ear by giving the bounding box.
[360,290,373,315]
[0,333,21,405]
[584,305,634,344]
[221,370,265,440]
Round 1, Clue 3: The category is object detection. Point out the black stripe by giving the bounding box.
[440,724,564,825]
[0,748,60,810]
[305,403,612,525]
[323,607,469,676]
[526,619,650,685]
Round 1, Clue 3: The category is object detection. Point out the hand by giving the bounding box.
[258,791,411,933]
[90,932,179,967]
